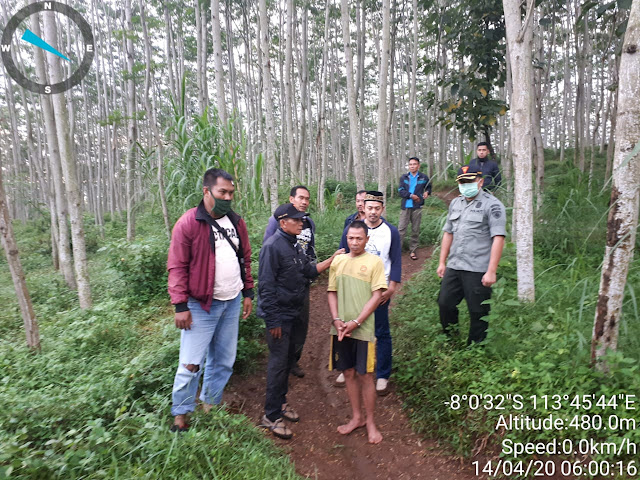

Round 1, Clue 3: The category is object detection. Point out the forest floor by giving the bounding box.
[223,191,483,480]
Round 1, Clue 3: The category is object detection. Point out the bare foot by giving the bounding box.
[173,414,188,429]
[366,422,383,444]
[201,403,213,414]
[337,417,366,435]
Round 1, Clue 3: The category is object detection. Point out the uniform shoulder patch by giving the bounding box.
[490,204,502,219]
[476,201,482,208]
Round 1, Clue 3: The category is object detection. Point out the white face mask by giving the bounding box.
[458,182,480,198]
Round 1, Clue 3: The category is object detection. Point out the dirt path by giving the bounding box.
[223,192,481,479]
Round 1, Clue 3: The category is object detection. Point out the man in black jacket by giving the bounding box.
[398,157,432,260]
[258,203,343,439]
[469,142,501,192]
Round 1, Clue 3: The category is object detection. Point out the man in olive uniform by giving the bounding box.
[437,164,506,344]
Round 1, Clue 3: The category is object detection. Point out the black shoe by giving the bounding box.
[290,364,305,378]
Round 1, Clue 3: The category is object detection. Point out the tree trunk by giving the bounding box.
[124,0,137,241]
[591,0,640,368]
[212,0,227,124]
[43,11,92,308]
[340,0,365,191]
[377,0,391,198]
[0,163,40,350]
[258,0,279,210]
[504,0,536,302]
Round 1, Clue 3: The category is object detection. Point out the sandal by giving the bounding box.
[260,415,293,439]
[281,403,300,422]
[410,253,418,261]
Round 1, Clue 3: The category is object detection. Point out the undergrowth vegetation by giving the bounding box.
[393,152,640,474]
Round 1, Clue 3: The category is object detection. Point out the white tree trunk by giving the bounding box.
[340,0,365,191]
[591,0,640,368]
[258,0,279,210]
[212,0,227,125]
[124,0,137,242]
[43,11,92,309]
[504,0,536,302]
[377,0,391,198]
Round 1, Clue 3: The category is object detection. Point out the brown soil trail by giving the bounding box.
[224,191,480,480]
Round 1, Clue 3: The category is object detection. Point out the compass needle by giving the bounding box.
[21,28,70,62]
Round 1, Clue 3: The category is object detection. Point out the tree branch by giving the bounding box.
[516,0,535,43]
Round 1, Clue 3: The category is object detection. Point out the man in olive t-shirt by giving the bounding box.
[328,221,387,444]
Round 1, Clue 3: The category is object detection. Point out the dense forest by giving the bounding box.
[1,0,639,478]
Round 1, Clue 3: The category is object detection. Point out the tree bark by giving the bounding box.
[0,162,40,350]
[258,0,279,210]
[212,0,227,124]
[377,0,391,198]
[504,0,536,302]
[340,0,365,191]
[43,11,92,308]
[591,0,640,368]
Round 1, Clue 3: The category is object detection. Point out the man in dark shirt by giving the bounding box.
[258,203,343,439]
[263,186,315,378]
[468,142,501,192]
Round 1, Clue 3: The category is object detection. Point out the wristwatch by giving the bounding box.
[333,317,341,323]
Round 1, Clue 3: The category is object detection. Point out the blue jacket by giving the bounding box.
[469,157,501,191]
[339,219,402,284]
[258,228,319,329]
[398,171,432,210]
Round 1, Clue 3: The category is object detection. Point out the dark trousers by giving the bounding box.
[293,288,310,364]
[375,301,392,379]
[438,268,492,344]
[264,321,302,421]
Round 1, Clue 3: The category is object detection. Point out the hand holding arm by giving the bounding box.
[315,248,346,274]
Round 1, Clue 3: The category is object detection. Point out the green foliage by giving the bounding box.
[100,236,170,303]
[420,0,507,142]
[164,81,261,216]
[392,153,640,467]
[0,301,298,479]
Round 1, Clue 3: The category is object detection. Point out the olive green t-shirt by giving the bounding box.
[328,252,387,342]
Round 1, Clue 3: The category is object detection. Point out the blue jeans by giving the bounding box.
[375,301,392,380]
[171,295,242,416]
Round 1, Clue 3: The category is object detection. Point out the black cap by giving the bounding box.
[456,164,483,182]
[274,203,306,220]
[364,191,384,203]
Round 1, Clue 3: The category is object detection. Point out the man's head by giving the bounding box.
[476,142,490,160]
[202,168,235,217]
[355,189,367,214]
[408,157,420,174]
[456,165,484,199]
[346,220,369,256]
[364,190,384,226]
[274,203,306,236]
[289,186,310,212]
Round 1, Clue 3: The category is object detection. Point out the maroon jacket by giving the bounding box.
[167,201,254,313]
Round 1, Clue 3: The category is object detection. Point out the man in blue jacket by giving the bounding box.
[468,142,501,192]
[258,203,343,439]
[263,186,316,378]
[398,157,431,260]
[336,191,402,396]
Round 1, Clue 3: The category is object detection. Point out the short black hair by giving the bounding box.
[348,220,368,236]
[203,168,233,188]
[477,142,490,148]
[408,157,420,163]
[356,189,367,196]
[290,185,310,197]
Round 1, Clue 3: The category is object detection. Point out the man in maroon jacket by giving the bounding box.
[167,168,254,432]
